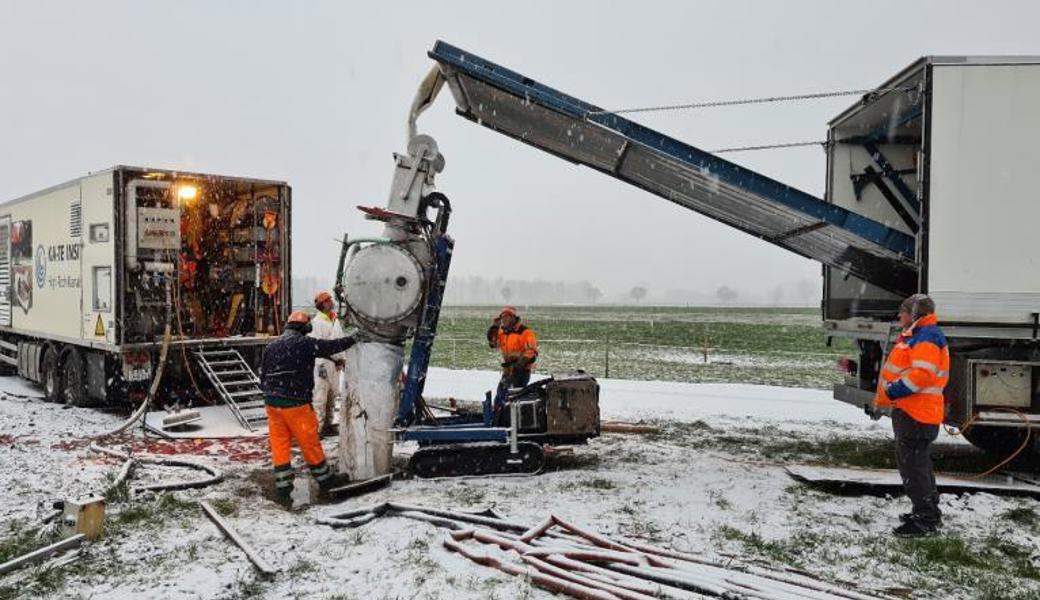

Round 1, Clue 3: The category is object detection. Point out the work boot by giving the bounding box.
[274,491,293,510]
[893,518,939,537]
[898,512,914,524]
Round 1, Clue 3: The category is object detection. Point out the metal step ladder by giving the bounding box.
[194,348,266,431]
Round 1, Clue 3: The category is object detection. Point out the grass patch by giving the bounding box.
[0,522,50,565]
[209,497,239,518]
[1001,506,1040,530]
[429,305,851,389]
[558,477,617,492]
[445,485,487,506]
[229,570,268,599]
[715,525,825,567]
[109,492,199,535]
[650,419,1003,472]
[857,531,1040,596]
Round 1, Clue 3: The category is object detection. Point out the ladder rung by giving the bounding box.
[222,379,258,387]
[212,368,249,376]
[206,360,243,367]
[229,390,262,398]
[198,349,238,356]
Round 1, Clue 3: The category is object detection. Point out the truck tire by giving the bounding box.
[41,346,62,403]
[962,425,1036,462]
[62,349,88,407]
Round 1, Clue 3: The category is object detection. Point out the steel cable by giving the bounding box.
[587,87,916,116]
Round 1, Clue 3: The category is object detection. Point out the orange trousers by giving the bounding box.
[266,404,326,468]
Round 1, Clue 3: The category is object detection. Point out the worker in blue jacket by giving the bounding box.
[260,310,358,504]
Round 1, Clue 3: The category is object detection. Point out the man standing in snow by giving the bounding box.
[309,291,348,435]
[874,294,949,536]
[487,306,539,409]
[260,310,357,505]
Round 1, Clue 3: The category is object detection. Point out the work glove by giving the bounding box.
[863,404,882,421]
[486,324,500,347]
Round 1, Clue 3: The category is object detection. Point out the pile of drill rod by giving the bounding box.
[319,504,893,600]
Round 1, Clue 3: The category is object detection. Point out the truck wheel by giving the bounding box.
[41,347,63,403]
[62,349,88,407]
[962,425,1036,462]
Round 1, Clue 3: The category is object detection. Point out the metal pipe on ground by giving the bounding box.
[199,501,278,576]
[318,504,894,600]
[0,534,86,576]
[442,536,619,600]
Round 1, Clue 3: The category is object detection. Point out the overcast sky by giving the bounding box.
[1,1,1037,300]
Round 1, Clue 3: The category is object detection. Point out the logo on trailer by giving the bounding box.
[34,245,46,289]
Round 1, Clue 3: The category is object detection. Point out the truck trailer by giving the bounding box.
[0,166,291,429]
[822,57,1040,457]
[416,43,1039,458]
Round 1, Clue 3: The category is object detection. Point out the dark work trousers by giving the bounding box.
[892,408,942,524]
[494,368,531,410]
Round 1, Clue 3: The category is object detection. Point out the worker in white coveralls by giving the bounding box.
[309,291,348,435]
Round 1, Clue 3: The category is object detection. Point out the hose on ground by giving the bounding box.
[89,443,223,493]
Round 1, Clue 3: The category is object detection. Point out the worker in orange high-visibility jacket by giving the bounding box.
[487,306,538,409]
[874,293,949,536]
[260,310,357,505]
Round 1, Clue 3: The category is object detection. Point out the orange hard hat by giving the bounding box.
[499,306,517,318]
[314,291,333,306]
[287,310,311,325]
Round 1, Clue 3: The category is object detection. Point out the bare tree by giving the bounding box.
[629,286,648,303]
[716,286,738,304]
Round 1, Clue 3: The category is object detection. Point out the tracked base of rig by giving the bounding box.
[408,441,545,478]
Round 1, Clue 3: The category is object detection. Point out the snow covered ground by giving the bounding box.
[1,370,1038,600]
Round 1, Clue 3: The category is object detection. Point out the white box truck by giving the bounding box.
[825,57,1040,455]
[0,166,290,428]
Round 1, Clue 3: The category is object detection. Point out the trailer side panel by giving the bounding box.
[928,63,1040,324]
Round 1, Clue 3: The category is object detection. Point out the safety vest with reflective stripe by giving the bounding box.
[494,322,539,370]
[875,313,949,425]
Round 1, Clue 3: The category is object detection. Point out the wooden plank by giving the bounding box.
[199,501,277,575]
[0,534,86,576]
[786,465,1040,498]
[327,474,392,499]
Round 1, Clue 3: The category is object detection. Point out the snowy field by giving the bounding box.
[2,369,1039,600]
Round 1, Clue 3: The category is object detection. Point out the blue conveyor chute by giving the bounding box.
[428,41,918,295]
